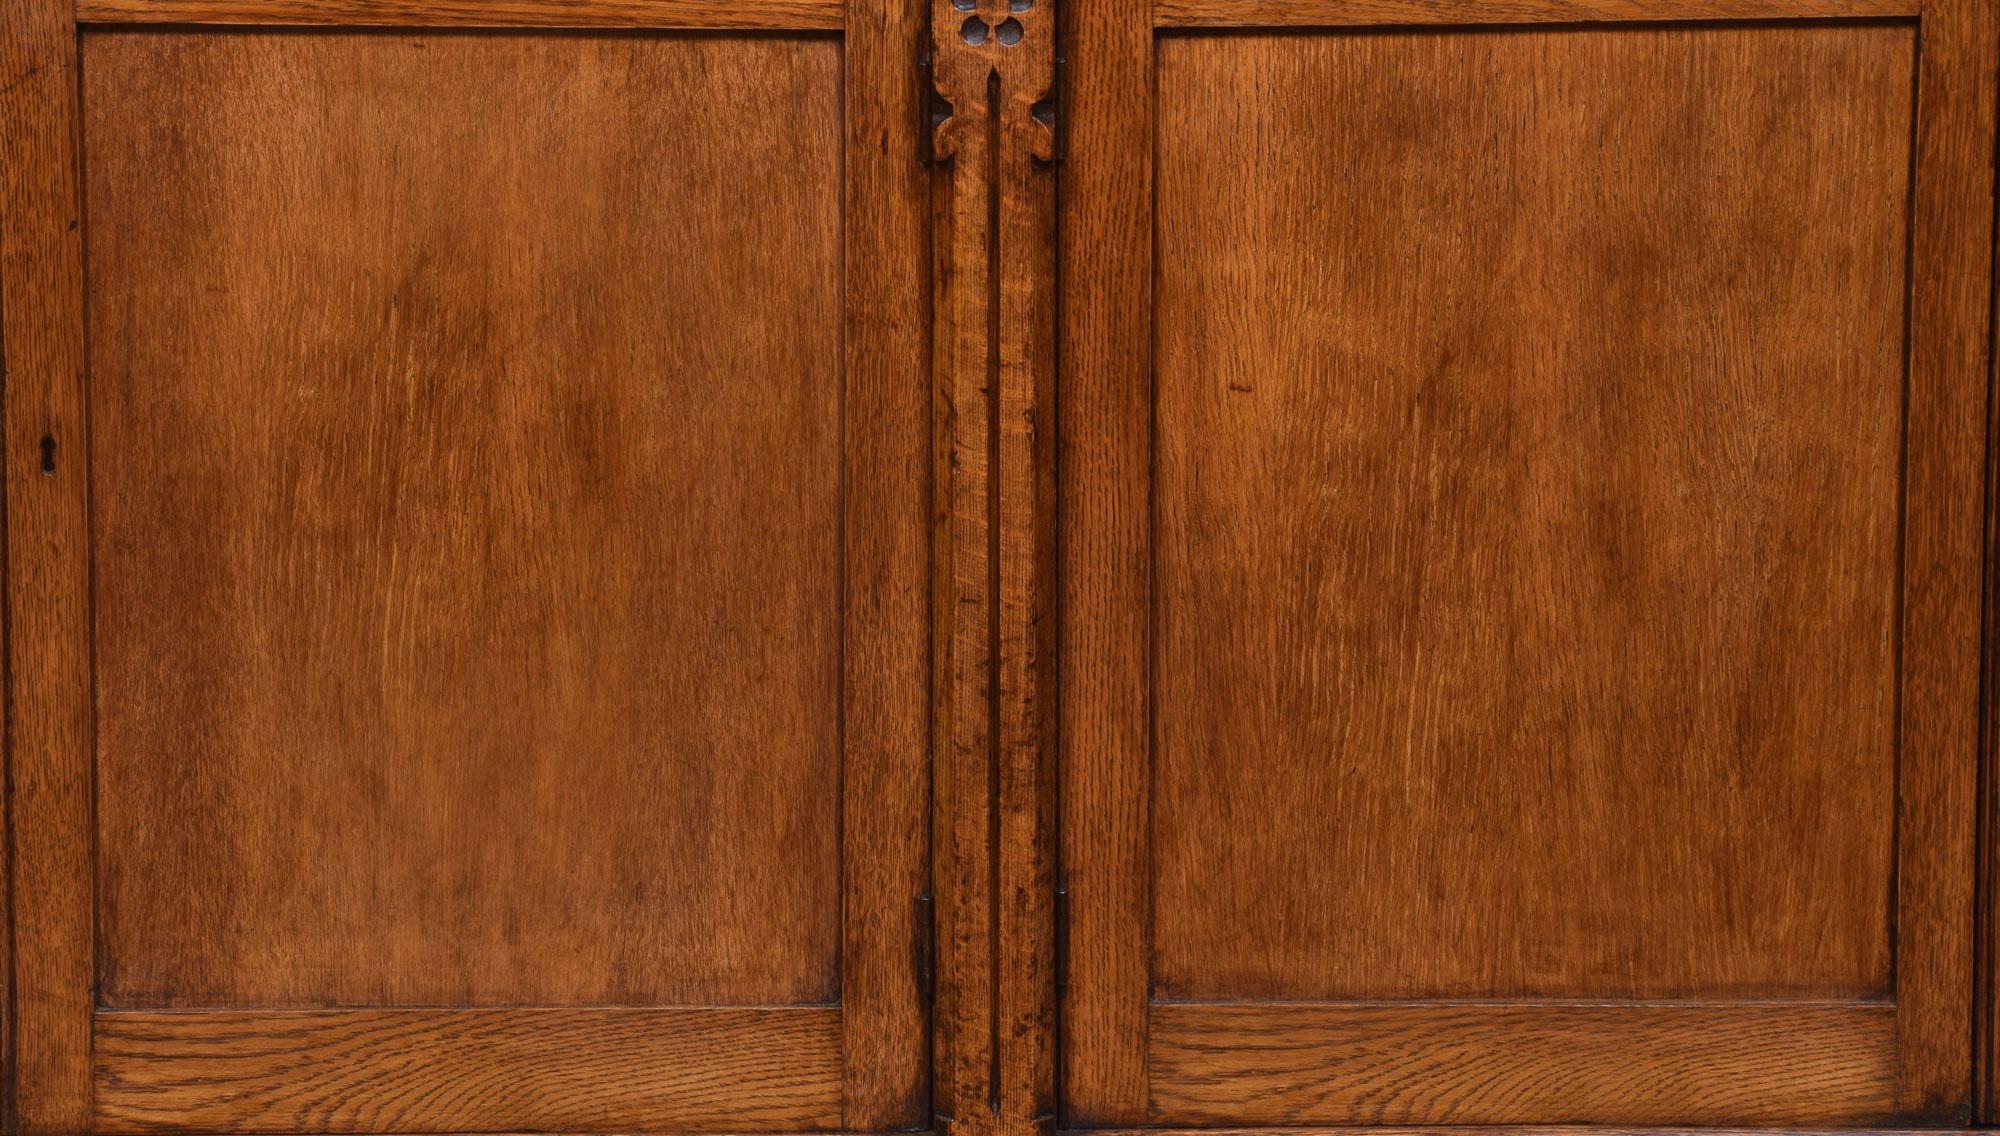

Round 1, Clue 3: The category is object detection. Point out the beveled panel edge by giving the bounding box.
[73,0,841,30]
[1154,0,1914,28]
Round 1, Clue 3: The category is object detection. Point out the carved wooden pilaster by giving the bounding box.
[928,0,1057,1132]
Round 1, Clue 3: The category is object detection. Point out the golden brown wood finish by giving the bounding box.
[1055,0,1152,1122]
[1153,25,1909,1006]
[1149,1003,1896,1126]
[2,0,94,1119]
[1898,0,1995,1109]
[87,30,845,1012]
[2,9,931,1131]
[1153,0,1913,24]
[93,1008,840,1133]
[75,0,840,30]
[1086,1128,1994,1136]
[1982,69,2000,1122]
[928,0,1058,1129]
[841,0,934,1121]
[1061,5,1995,1130]
[11,0,1997,1119]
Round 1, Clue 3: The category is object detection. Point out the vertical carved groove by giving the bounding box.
[984,65,1004,1121]
[929,0,1056,1131]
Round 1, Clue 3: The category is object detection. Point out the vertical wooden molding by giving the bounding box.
[844,0,936,1125]
[1053,0,1149,1121]
[1908,0,1998,1120]
[0,0,95,1125]
[928,0,1058,1131]
[1980,0,2000,1111]
[1984,336,2000,1122]
[1984,99,2000,1111]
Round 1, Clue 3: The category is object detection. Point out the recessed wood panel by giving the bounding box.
[1152,24,1914,1003]
[83,29,844,1009]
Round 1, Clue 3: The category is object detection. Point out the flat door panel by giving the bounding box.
[1060,0,1994,1126]
[4,0,931,1129]
[1153,25,1907,1005]
[88,30,842,1012]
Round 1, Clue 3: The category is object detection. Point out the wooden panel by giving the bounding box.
[75,0,842,30]
[1,0,94,1120]
[1056,0,1154,1123]
[1152,24,1913,1004]
[93,1007,840,1132]
[1093,1131,1981,1136]
[1149,1003,1897,1126]
[1981,38,2000,1114]
[1896,0,1994,1111]
[1090,1130,1977,1136]
[1154,0,1914,27]
[838,0,933,1121]
[83,30,844,1009]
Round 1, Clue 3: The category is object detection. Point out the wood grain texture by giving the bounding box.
[1062,10,1990,1127]
[1152,24,1913,1005]
[83,30,845,1009]
[1,0,95,1120]
[928,0,1059,1129]
[1082,1130,1984,1136]
[75,0,841,30]
[1054,0,1153,1121]
[1981,15,2000,1113]
[1149,1003,1897,1126]
[1897,0,1995,1114]
[1984,539,1998,1120]
[1090,1131,1982,1136]
[1154,0,1913,26]
[839,0,933,1120]
[93,1007,840,1132]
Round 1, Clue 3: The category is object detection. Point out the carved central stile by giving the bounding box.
[928,0,1058,1132]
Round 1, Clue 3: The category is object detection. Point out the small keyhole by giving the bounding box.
[39,433,55,476]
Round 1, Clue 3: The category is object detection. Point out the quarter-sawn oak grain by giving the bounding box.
[52,12,941,1134]
[1061,4,1994,1129]
[1895,0,1995,1111]
[94,1008,839,1133]
[1153,0,1914,24]
[839,0,934,1122]
[1149,1003,1896,1126]
[85,29,845,1012]
[1152,23,1911,1005]
[74,0,842,30]
[7,0,2000,1122]
[2,0,95,1118]
[1056,0,1154,1122]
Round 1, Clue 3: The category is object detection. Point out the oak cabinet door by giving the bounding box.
[3,4,929,1132]
[1060,0,1994,1127]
